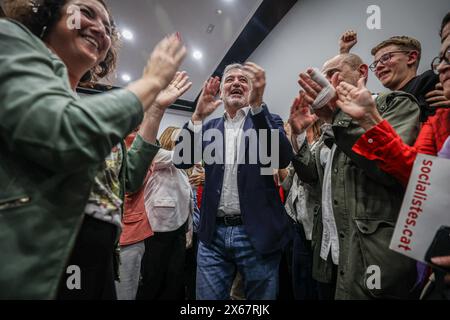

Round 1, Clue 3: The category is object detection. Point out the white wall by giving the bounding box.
[157,109,192,136]
[248,0,449,120]
[158,105,225,135]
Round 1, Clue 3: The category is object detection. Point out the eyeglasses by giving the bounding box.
[431,47,450,75]
[369,50,411,72]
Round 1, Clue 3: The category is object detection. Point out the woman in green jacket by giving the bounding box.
[0,0,188,299]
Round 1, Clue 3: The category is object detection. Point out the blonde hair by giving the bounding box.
[371,36,422,69]
[306,119,323,144]
[159,126,180,151]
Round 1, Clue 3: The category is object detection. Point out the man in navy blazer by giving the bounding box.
[175,62,293,300]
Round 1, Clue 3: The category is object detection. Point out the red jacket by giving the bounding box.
[119,132,153,246]
[352,108,450,186]
[197,185,203,209]
[120,171,153,246]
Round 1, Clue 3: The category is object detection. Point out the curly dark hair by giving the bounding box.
[4,0,119,83]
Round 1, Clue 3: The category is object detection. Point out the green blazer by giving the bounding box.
[293,91,421,299]
[0,19,159,299]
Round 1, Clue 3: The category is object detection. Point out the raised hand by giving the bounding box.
[189,171,205,187]
[335,78,375,119]
[127,34,186,144]
[144,33,187,91]
[153,71,192,111]
[189,163,205,187]
[192,76,222,122]
[298,71,323,105]
[339,30,358,54]
[288,92,318,135]
[425,82,450,108]
[243,62,266,108]
[431,256,450,284]
[336,77,383,130]
[298,69,339,123]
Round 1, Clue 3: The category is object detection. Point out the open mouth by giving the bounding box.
[230,88,243,97]
[378,70,390,80]
[81,34,100,51]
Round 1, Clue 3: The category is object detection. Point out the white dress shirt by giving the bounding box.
[144,149,194,232]
[320,143,339,265]
[217,107,250,216]
[292,126,339,264]
[188,105,263,217]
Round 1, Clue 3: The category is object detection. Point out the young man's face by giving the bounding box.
[372,45,415,90]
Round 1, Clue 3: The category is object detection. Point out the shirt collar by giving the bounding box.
[224,106,251,121]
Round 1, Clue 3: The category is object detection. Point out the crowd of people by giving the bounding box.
[0,0,449,300]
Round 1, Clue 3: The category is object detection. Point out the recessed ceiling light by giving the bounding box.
[122,74,131,82]
[193,50,203,60]
[121,29,134,41]
[216,9,223,15]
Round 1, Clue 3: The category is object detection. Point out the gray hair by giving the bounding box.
[220,63,250,92]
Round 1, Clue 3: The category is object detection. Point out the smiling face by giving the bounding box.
[45,0,112,82]
[438,37,450,99]
[220,68,251,110]
[372,45,417,90]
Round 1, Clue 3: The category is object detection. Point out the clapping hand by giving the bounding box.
[242,62,266,108]
[431,256,450,284]
[144,33,187,92]
[288,92,318,135]
[335,77,382,130]
[192,76,222,122]
[425,82,450,108]
[153,71,192,112]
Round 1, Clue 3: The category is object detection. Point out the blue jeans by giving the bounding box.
[196,223,281,300]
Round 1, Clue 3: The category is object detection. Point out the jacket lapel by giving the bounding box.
[241,112,254,164]
[209,117,226,162]
[242,112,254,132]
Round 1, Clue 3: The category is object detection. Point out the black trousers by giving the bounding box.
[278,239,294,300]
[57,215,117,300]
[137,221,187,300]
[291,223,318,300]
[317,265,338,300]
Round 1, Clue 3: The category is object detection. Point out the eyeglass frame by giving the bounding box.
[369,50,412,72]
[431,46,450,75]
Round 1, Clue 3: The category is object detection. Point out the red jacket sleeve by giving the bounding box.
[352,119,438,186]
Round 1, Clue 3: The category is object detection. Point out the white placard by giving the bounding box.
[390,154,450,262]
